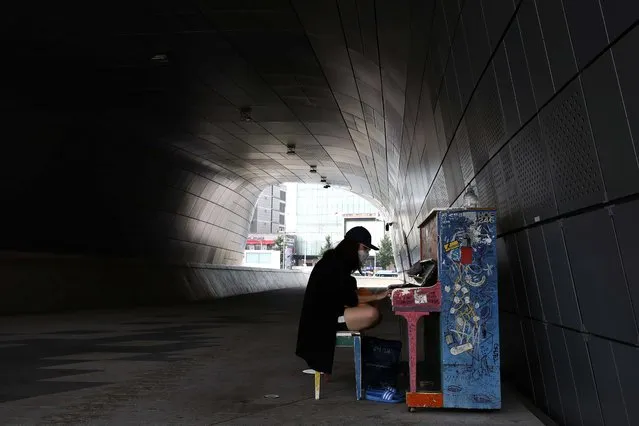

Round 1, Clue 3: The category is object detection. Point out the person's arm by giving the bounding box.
[341,276,359,308]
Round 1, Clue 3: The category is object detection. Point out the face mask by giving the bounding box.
[358,249,369,265]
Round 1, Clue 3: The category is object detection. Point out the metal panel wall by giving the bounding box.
[399,1,639,424]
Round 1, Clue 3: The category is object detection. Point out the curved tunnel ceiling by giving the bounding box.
[4,0,418,264]
[3,0,639,272]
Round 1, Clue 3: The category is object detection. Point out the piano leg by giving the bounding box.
[397,311,429,393]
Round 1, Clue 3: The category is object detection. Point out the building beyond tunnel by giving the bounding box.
[2,1,639,425]
[249,184,287,234]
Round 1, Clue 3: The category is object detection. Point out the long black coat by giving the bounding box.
[295,249,359,374]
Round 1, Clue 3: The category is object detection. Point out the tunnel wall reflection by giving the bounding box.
[0,254,308,314]
[393,1,639,425]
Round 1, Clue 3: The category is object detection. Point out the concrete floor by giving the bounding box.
[0,288,549,425]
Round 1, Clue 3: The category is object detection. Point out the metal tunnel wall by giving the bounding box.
[392,1,639,425]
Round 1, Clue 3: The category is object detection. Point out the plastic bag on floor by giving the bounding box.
[361,336,402,389]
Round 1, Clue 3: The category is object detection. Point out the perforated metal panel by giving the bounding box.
[434,102,448,152]
[490,153,512,231]
[582,51,639,200]
[482,71,507,157]
[426,170,450,211]
[439,77,459,146]
[509,119,557,223]
[502,147,526,230]
[475,167,497,210]
[455,123,474,185]
[465,72,506,170]
[443,139,465,202]
[435,171,450,206]
[541,81,605,214]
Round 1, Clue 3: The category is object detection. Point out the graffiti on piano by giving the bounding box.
[438,209,500,409]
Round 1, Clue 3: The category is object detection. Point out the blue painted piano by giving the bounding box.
[390,208,501,411]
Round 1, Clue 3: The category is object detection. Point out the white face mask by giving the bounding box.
[358,249,369,265]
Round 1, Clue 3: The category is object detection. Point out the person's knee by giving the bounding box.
[366,305,380,324]
[344,305,380,331]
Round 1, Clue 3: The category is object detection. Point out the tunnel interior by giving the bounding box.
[2,1,639,425]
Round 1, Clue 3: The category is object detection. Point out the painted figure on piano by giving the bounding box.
[439,210,500,408]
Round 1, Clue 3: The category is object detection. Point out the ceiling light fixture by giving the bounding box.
[151,54,168,63]
[309,165,317,173]
[320,176,326,183]
[323,184,331,189]
[286,144,296,155]
[240,107,253,122]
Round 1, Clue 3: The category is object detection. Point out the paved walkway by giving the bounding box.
[0,288,548,425]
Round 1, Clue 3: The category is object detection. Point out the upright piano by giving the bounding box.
[391,208,501,411]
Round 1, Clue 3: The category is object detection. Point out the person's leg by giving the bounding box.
[344,303,380,331]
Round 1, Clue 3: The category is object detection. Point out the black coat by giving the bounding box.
[295,249,359,374]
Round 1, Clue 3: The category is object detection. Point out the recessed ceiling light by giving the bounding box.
[151,54,168,63]
[286,144,296,155]
[320,176,326,183]
[240,107,253,122]
[309,165,317,173]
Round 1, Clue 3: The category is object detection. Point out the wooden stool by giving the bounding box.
[312,331,362,400]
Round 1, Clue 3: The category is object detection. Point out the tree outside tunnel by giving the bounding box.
[319,235,333,257]
[376,233,394,270]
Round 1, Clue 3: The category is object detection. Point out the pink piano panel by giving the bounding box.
[391,283,442,312]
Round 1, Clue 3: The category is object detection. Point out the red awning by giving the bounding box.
[246,240,275,245]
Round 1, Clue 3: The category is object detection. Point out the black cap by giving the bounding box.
[344,226,379,250]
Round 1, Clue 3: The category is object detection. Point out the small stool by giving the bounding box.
[312,331,362,400]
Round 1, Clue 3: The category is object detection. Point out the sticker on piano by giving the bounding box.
[477,212,495,224]
[444,240,460,252]
[450,342,473,356]
[414,292,428,304]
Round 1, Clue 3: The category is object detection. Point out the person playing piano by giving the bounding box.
[295,226,389,377]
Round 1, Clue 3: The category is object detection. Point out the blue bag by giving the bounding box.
[361,336,402,389]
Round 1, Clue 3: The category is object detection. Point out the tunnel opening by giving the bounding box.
[243,182,393,271]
